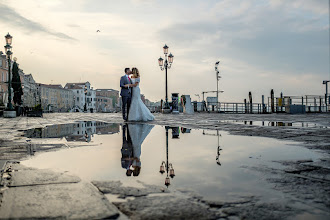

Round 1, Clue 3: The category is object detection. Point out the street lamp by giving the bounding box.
[159,126,175,187]
[215,61,221,112]
[4,33,13,111]
[84,85,87,112]
[158,44,174,110]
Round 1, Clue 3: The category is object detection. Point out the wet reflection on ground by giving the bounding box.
[223,120,328,128]
[24,121,119,142]
[22,123,323,202]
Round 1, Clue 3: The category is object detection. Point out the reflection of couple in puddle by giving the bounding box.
[121,123,154,177]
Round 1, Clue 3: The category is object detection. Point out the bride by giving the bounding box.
[128,67,155,121]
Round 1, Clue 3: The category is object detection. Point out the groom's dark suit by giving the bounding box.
[121,124,133,170]
[120,75,132,121]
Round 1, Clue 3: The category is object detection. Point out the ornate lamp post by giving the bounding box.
[84,85,87,112]
[4,33,13,110]
[3,33,16,118]
[159,126,175,187]
[215,61,221,112]
[158,44,174,111]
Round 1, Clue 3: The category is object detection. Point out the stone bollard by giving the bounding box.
[183,95,194,114]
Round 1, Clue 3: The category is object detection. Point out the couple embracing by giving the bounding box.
[120,67,154,122]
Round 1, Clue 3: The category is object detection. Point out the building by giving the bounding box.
[95,89,119,112]
[23,74,38,108]
[0,55,25,108]
[96,95,113,112]
[64,82,96,113]
[0,51,8,107]
[39,84,74,112]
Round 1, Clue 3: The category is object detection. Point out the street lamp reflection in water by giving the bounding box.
[159,161,165,174]
[203,130,222,166]
[159,126,176,187]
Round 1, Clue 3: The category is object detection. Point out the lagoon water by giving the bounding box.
[22,122,322,202]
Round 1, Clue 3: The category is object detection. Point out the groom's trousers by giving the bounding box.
[122,96,131,120]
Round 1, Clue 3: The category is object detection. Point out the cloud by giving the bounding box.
[157,0,329,77]
[0,3,76,41]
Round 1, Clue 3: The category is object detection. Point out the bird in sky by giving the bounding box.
[96,30,100,32]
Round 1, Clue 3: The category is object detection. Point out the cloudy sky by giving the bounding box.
[0,0,329,102]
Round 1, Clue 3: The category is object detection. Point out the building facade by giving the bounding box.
[39,84,74,112]
[96,95,113,112]
[95,89,119,112]
[0,51,8,107]
[23,74,38,107]
[64,82,96,113]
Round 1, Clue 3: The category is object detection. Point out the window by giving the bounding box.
[77,97,79,101]
[77,91,79,94]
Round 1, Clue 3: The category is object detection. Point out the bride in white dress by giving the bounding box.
[128,68,155,122]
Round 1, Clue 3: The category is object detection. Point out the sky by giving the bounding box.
[0,0,329,102]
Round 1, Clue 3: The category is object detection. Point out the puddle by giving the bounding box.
[24,121,119,142]
[223,120,328,128]
[21,123,323,202]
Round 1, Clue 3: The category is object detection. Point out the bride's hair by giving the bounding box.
[132,67,140,78]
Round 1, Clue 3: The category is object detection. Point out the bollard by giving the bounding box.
[271,89,274,113]
[249,92,253,114]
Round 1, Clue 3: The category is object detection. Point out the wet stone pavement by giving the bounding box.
[0,112,329,219]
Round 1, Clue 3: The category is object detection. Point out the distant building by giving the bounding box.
[23,74,38,107]
[64,82,96,113]
[95,89,119,112]
[39,84,74,112]
[0,51,8,107]
[96,95,113,112]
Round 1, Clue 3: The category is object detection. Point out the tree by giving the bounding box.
[12,60,23,105]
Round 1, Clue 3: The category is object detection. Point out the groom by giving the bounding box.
[120,68,135,121]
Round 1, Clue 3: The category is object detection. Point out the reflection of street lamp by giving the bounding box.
[4,33,13,111]
[159,126,175,187]
[203,130,222,166]
[84,85,87,112]
[158,44,174,110]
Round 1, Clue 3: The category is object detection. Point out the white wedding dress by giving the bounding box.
[128,78,155,121]
[128,124,154,163]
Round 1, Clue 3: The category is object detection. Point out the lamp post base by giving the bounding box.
[162,108,171,114]
[172,110,179,114]
[3,110,16,118]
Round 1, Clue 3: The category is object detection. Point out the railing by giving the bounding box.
[272,95,329,113]
[204,102,269,114]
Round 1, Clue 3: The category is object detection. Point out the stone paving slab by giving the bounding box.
[114,194,219,220]
[92,180,170,198]
[0,162,121,219]
[8,168,81,187]
[0,182,120,219]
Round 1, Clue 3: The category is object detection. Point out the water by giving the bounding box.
[223,120,328,128]
[22,122,322,202]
